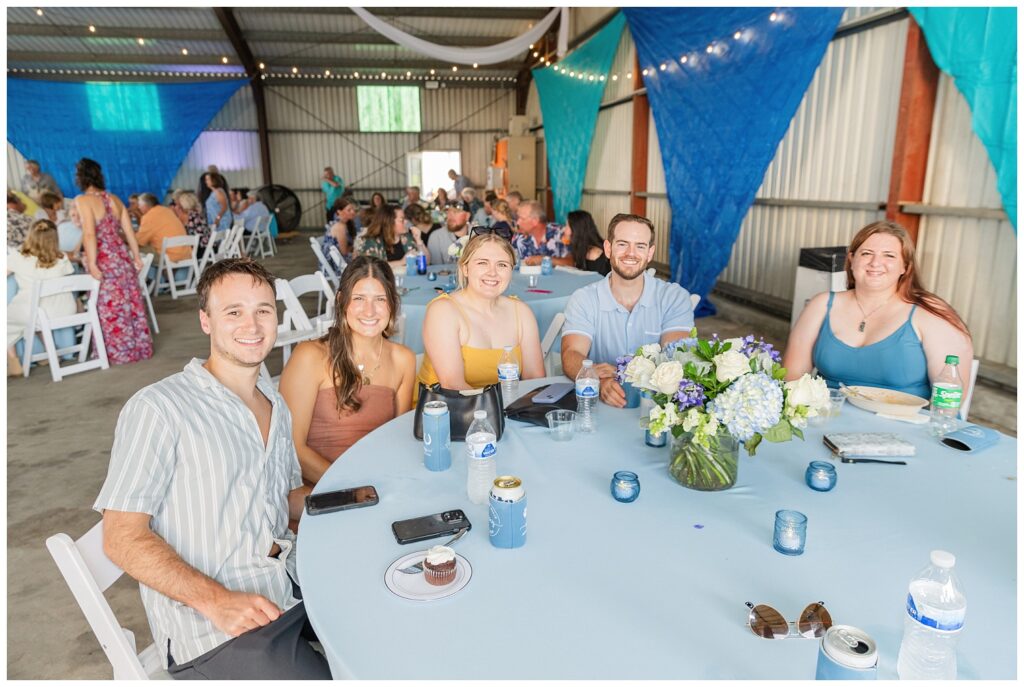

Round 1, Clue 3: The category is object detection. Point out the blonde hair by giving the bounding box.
[21,219,62,268]
[491,198,511,220]
[457,233,516,289]
[175,191,201,213]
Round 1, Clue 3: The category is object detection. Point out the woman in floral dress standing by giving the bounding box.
[74,158,153,365]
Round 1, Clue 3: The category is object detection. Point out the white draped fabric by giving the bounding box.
[351,6,562,65]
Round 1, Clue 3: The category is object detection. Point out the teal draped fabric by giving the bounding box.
[909,7,1017,230]
[534,13,626,224]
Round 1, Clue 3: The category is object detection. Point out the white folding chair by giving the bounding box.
[137,253,159,335]
[310,238,340,289]
[274,276,322,366]
[155,235,199,299]
[196,231,225,277]
[315,270,337,316]
[960,358,981,422]
[690,293,701,311]
[244,216,273,259]
[257,215,276,257]
[218,219,246,260]
[46,522,169,679]
[328,245,347,275]
[21,274,109,382]
[541,312,567,376]
[393,310,408,346]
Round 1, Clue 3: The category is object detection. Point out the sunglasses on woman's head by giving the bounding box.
[470,225,513,241]
[746,601,832,639]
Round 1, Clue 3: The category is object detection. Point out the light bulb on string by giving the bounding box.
[770,12,778,22]
[88,25,96,33]
[182,48,189,56]
[626,71,632,79]
[292,66,298,74]
[35,8,43,15]
[137,37,145,45]
[430,68,435,75]
[680,55,688,64]
[706,44,714,54]
[611,74,618,81]
[221,56,228,64]
[641,68,649,76]
[452,65,458,72]
[659,63,666,71]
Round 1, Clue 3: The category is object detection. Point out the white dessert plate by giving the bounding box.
[384,550,472,601]
[843,385,928,417]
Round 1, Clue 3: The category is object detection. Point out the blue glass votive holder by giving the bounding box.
[611,471,640,503]
[805,461,837,492]
[644,428,667,448]
[427,271,438,282]
[773,510,807,556]
[622,382,641,409]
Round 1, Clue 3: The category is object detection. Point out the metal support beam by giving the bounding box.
[246,7,552,20]
[885,17,940,243]
[630,54,649,217]
[214,7,272,186]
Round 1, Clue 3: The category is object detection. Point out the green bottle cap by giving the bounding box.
[945,355,959,364]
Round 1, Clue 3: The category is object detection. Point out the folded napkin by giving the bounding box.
[877,411,930,424]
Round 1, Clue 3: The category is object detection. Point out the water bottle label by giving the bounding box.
[931,385,962,409]
[470,442,496,459]
[497,363,520,382]
[576,380,598,397]
[906,593,965,631]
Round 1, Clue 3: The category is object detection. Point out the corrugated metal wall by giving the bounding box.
[915,74,1017,368]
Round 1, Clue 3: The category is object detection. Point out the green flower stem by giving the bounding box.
[669,431,739,491]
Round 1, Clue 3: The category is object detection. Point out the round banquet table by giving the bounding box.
[395,265,602,353]
[297,377,1017,679]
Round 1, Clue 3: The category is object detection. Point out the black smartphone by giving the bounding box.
[391,510,471,545]
[305,485,379,516]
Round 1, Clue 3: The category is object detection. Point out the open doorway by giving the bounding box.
[407,150,462,205]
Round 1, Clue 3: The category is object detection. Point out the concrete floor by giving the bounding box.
[7,236,1017,679]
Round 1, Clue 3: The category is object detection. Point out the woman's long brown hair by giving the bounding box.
[846,221,970,337]
[362,204,399,245]
[322,255,400,413]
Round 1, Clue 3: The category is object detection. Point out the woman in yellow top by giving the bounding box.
[417,232,545,398]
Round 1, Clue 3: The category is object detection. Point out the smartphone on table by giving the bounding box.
[305,485,379,516]
[392,509,471,545]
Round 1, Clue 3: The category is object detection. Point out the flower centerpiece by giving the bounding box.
[447,234,470,260]
[618,331,830,491]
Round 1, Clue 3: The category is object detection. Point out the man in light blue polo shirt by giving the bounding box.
[561,213,694,408]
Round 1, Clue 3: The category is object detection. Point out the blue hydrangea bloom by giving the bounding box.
[708,372,783,441]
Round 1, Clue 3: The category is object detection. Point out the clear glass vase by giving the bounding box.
[668,428,739,491]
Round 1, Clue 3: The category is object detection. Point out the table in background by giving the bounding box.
[395,266,602,353]
[297,378,1016,679]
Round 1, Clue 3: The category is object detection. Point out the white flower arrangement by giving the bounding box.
[447,234,470,259]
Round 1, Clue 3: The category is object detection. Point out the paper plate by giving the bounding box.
[384,550,472,601]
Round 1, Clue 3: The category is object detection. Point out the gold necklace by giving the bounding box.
[853,292,894,332]
[355,337,384,385]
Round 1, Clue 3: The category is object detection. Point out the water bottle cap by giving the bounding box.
[503,345,513,352]
[930,550,955,568]
[582,359,593,367]
[945,355,959,365]
[473,410,487,419]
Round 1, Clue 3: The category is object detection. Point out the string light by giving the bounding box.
[626,71,632,79]
[137,37,145,45]
[770,12,778,22]
[680,55,688,64]
[181,48,188,56]
[406,70,411,77]
[472,63,478,68]
[221,56,228,64]
[291,66,298,74]
[641,68,648,76]
[88,25,96,33]
[659,63,667,71]
[324,69,331,76]
[35,8,43,15]
[611,74,618,81]
[706,44,714,53]
[354,71,359,77]
[452,65,458,72]
[734,30,742,40]
[259,62,265,69]
[430,68,435,75]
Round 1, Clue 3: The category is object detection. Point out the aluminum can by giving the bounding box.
[416,252,428,275]
[422,401,451,471]
[405,254,417,276]
[816,625,878,680]
[488,476,526,548]
[541,255,553,275]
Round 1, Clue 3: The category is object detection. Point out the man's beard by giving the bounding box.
[610,254,647,280]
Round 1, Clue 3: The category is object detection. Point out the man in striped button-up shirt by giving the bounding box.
[94,258,330,679]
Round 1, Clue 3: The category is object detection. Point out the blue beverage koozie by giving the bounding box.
[940,424,1000,453]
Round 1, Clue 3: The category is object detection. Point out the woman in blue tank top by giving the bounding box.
[204,172,232,232]
[782,222,972,399]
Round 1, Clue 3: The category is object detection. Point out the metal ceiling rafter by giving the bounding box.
[244,7,551,20]
[213,7,272,185]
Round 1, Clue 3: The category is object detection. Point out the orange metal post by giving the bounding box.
[630,55,650,218]
[886,18,940,244]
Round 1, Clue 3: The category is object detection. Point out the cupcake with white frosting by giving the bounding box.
[422,545,457,586]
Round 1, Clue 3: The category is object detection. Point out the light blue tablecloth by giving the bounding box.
[397,266,602,353]
[297,378,1017,679]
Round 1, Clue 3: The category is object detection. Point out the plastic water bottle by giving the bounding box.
[929,355,963,437]
[465,410,497,505]
[497,345,520,401]
[575,359,600,433]
[896,550,967,680]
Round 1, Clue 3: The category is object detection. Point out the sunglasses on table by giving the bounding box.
[470,225,513,241]
[746,601,832,639]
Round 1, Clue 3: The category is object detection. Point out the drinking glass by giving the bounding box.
[546,409,576,441]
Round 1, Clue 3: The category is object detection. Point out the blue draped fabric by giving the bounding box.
[909,7,1017,231]
[7,78,246,201]
[534,13,625,224]
[623,8,842,316]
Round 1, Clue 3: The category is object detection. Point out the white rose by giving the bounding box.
[785,374,830,414]
[640,343,662,358]
[723,337,746,353]
[624,356,656,387]
[713,349,750,383]
[650,360,685,395]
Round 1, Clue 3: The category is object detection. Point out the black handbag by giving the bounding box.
[413,383,505,441]
[504,384,578,428]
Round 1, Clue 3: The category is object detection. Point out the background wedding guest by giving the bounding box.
[136,193,191,266]
[33,191,66,224]
[21,159,61,202]
[426,201,470,265]
[416,233,544,399]
[172,191,211,256]
[513,200,573,267]
[321,166,345,223]
[279,256,415,485]
[7,191,32,248]
[783,220,973,397]
[324,196,360,259]
[402,185,425,212]
[205,172,233,233]
[406,204,440,256]
[353,205,420,269]
[565,209,610,275]
[448,168,471,197]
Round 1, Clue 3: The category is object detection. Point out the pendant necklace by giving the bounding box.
[356,337,384,385]
[853,292,893,332]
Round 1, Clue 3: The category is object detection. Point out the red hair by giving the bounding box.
[846,221,970,337]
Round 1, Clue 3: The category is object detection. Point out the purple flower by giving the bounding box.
[615,355,633,384]
[674,377,706,410]
[740,336,782,363]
